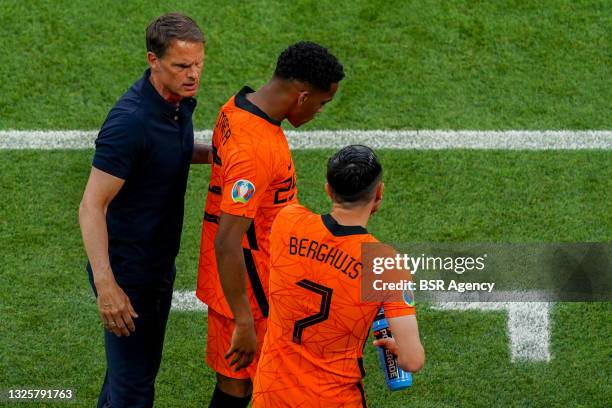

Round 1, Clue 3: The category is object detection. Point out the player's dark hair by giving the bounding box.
[327,145,382,205]
[274,41,345,91]
[146,13,205,58]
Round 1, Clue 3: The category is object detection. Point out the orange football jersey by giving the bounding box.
[196,86,298,319]
[252,204,415,408]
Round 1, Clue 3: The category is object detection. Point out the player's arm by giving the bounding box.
[215,212,257,370]
[79,167,138,337]
[192,143,213,164]
[374,314,425,373]
[370,245,424,372]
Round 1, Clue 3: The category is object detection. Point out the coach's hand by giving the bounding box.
[96,277,138,337]
[225,321,257,371]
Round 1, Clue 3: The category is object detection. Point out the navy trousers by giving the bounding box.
[89,269,174,408]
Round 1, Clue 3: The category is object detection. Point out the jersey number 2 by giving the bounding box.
[292,279,333,344]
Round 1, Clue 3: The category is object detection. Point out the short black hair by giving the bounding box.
[146,13,205,58]
[274,41,344,91]
[327,145,382,205]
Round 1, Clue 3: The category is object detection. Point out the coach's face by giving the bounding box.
[148,40,205,103]
[288,82,339,128]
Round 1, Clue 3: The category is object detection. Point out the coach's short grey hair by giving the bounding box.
[146,13,205,58]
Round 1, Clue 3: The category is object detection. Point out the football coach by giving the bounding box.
[79,13,210,408]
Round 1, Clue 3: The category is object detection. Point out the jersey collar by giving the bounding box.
[234,86,282,126]
[321,214,369,237]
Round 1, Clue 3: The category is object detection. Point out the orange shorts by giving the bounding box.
[206,307,268,380]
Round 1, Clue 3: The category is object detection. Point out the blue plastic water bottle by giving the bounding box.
[372,308,413,391]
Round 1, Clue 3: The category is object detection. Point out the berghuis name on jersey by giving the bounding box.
[288,236,361,279]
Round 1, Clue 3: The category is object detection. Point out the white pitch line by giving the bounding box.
[1,130,611,150]
[284,130,612,150]
[172,290,207,312]
[507,303,551,362]
[432,301,551,362]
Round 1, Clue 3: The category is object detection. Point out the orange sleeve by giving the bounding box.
[383,301,416,318]
[382,267,416,318]
[378,243,416,318]
[220,143,273,219]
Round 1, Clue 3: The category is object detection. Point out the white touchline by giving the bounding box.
[1,130,611,150]
[172,290,207,312]
[432,301,551,362]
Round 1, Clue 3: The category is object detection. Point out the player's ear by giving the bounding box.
[325,183,333,200]
[376,182,384,201]
[292,81,310,106]
[298,90,309,106]
[370,182,384,215]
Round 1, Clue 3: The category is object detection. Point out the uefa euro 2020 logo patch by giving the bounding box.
[231,179,255,204]
[403,288,416,307]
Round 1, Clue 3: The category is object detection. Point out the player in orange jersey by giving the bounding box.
[197,42,345,407]
[252,145,425,407]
